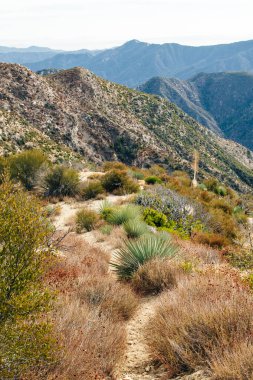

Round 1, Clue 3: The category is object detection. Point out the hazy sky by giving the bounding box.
[1,0,252,50]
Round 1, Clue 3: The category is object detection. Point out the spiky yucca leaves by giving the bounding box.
[108,205,141,225]
[111,233,178,280]
[123,219,149,239]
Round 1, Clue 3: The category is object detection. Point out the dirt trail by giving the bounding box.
[119,298,166,380]
[52,172,167,379]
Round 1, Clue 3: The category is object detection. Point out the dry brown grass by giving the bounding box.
[192,231,230,249]
[145,267,253,377]
[95,226,126,249]
[50,298,126,379]
[210,342,253,380]
[173,236,221,264]
[45,233,133,379]
[131,258,181,295]
[77,274,139,321]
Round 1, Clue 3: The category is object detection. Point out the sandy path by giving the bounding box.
[119,298,166,380]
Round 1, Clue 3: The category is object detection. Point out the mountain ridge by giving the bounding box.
[0,63,252,192]
[138,72,253,150]
[2,39,253,86]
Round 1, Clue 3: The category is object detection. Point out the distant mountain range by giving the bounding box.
[1,39,253,86]
[138,72,253,151]
[0,63,252,191]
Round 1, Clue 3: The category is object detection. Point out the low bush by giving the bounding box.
[145,176,162,185]
[136,186,211,235]
[101,169,139,194]
[103,161,127,172]
[192,231,229,248]
[44,166,80,197]
[111,233,178,279]
[203,178,219,192]
[210,198,233,214]
[76,209,99,232]
[9,149,47,190]
[143,208,168,228]
[209,208,237,240]
[79,180,104,199]
[123,218,148,239]
[107,204,141,225]
[215,185,227,196]
[131,258,178,295]
[145,271,253,377]
[128,170,145,180]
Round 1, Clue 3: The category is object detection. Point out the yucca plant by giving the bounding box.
[111,233,178,279]
[108,205,141,225]
[123,218,148,239]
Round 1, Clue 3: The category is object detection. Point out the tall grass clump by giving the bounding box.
[108,204,142,225]
[111,233,178,280]
[131,258,179,295]
[76,209,99,232]
[123,218,148,239]
[145,270,253,377]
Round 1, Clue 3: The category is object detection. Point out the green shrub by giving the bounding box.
[9,149,47,190]
[44,166,80,197]
[145,176,162,185]
[101,170,139,194]
[123,219,148,239]
[128,170,145,180]
[198,183,208,191]
[203,178,219,192]
[80,180,104,199]
[108,205,141,226]
[0,177,52,322]
[143,208,168,228]
[76,209,99,232]
[0,177,55,377]
[215,185,227,197]
[111,233,178,279]
[0,319,56,379]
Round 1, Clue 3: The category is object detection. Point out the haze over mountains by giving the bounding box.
[138,72,253,151]
[0,63,252,192]
[1,39,253,86]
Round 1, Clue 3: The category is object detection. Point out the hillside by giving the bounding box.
[0,63,253,191]
[138,72,253,151]
[18,39,253,87]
